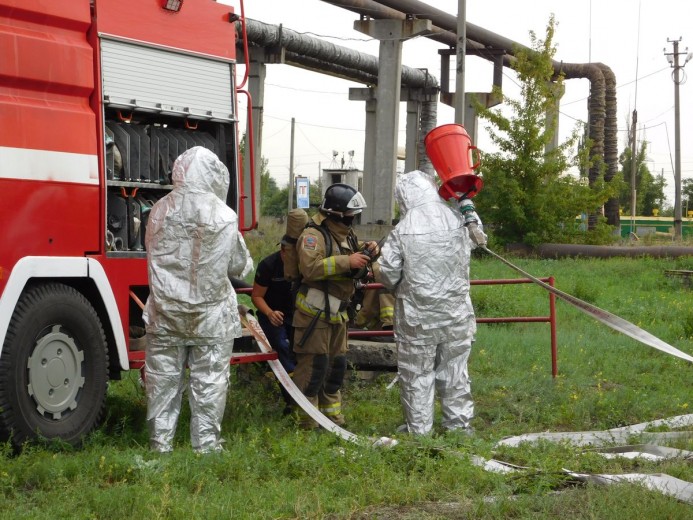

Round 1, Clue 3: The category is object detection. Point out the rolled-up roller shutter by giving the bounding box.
[100,37,236,122]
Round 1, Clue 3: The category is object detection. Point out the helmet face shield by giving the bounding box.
[343,191,366,216]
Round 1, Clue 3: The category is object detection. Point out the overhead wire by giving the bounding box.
[629,0,641,226]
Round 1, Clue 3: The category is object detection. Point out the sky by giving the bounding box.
[230,0,693,209]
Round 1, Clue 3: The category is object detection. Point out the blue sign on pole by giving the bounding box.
[296,177,310,208]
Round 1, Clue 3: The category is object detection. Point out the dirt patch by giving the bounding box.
[329,500,474,519]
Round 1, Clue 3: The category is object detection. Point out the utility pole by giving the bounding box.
[664,38,692,239]
[288,117,295,212]
[629,110,637,237]
[454,0,467,125]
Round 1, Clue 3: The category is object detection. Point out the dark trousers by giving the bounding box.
[257,314,296,373]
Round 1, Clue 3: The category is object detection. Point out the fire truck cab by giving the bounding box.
[0,0,252,448]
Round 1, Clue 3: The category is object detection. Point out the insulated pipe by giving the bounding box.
[322,0,487,53]
[557,62,606,229]
[343,0,620,227]
[510,243,693,259]
[286,52,379,85]
[418,98,437,175]
[243,18,438,89]
[598,63,620,226]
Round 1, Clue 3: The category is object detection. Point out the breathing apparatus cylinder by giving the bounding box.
[283,208,310,282]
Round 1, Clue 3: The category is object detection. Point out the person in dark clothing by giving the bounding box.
[252,241,296,376]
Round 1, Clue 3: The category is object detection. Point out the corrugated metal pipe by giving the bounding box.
[418,97,437,175]
[241,18,438,90]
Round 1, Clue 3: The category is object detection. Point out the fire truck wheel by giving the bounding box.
[0,283,109,449]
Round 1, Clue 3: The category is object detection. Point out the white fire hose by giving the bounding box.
[239,308,398,448]
[481,246,693,363]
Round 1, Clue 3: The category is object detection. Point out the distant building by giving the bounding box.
[321,151,362,196]
[619,216,693,239]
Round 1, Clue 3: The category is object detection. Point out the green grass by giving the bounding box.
[2,223,692,519]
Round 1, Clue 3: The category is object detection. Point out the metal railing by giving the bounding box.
[234,277,558,376]
[348,278,558,377]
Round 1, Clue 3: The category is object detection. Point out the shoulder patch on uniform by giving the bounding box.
[303,235,318,250]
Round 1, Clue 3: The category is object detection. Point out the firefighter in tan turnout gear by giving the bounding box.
[353,260,395,332]
[292,183,379,429]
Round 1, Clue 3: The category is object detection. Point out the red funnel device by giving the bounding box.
[424,123,482,199]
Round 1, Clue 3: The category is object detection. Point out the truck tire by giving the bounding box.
[0,283,109,449]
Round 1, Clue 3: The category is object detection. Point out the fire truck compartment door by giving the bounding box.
[100,38,235,121]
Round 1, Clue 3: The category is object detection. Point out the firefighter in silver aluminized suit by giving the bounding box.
[379,169,486,436]
[143,146,253,453]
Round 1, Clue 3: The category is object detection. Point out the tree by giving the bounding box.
[683,178,693,217]
[263,185,289,217]
[618,138,666,216]
[473,15,617,246]
[258,158,282,216]
[309,176,324,208]
[240,131,324,217]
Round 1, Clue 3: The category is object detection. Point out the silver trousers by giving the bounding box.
[145,342,233,453]
[398,333,474,435]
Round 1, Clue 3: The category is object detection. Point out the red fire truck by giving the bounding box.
[0,0,255,448]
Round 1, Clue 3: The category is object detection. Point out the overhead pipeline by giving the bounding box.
[508,243,693,259]
[328,0,620,227]
[242,18,438,89]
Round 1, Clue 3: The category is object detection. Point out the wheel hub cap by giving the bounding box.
[27,325,85,420]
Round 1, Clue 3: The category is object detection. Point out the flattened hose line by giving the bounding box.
[482,246,693,363]
[240,309,397,447]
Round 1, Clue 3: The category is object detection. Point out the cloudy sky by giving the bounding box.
[231,0,692,208]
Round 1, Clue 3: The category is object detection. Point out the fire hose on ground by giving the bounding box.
[128,291,397,447]
[480,246,693,364]
[130,241,692,450]
[239,308,397,447]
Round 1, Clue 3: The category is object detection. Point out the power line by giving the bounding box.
[262,121,290,140]
[237,110,366,132]
[265,82,351,96]
[296,125,334,161]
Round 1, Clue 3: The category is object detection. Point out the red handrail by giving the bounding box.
[235,277,559,377]
[349,278,559,377]
[237,89,257,231]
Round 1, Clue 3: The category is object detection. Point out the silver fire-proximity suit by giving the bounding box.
[379,169,483,435]
[143,146,253,453]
